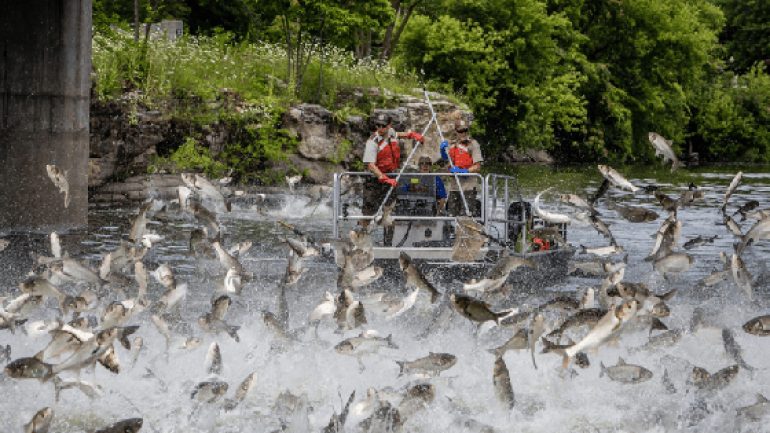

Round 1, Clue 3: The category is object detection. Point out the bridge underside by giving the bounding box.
[0,0,91,232]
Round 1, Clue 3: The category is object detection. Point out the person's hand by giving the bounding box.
[407,131,424,142]
[449,167,468,174]
[379,175,398,188]
[440,141,449,160]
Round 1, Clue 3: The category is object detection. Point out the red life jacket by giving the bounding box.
[374,135,400,173]
[449,140,474,170]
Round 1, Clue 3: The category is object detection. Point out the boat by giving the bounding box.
[331,171,574,291]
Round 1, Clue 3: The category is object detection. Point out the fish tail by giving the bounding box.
[599,362,606,378]
[540,337,569,367]
[228,325,241,343]
[487,348,503,358]
[42,364,56,383]
[395,360,405,377]
[430,289,440,304]
[579,245,587,254]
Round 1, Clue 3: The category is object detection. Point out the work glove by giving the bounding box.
[379,175,398,188]
[449,167,468,174]
[406,131,424,142]
[440,141,449,160]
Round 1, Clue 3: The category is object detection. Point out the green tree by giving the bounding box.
[688,64,770,162]
[714,0,770,73]
[397,0,588,155]
[562,0,724,162]
[262,0,392,96]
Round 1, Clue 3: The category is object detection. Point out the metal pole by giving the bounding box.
[332,173,340,239]
[424,92,471,217]
[373,97,439,218]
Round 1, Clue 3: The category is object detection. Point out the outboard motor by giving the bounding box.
[507,201,531,244]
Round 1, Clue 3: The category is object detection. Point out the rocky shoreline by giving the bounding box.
[88,89,555,204]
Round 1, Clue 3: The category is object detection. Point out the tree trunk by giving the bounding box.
[382,0,423,60]
[283,16,292,90]
[380,0,400,61]
[134,0,140,42]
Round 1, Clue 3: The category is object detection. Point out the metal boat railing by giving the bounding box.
[485,173,529,253]
[333,172,535,254]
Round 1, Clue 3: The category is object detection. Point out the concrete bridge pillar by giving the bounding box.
[0,0,92,232]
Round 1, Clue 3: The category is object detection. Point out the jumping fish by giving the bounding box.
[542,300,638,367]
[534,187,571,224]
[598,165,640,193]
[723,171,743,210]
[493,355,515,409]
[23,407,54,433]
[46,164,70,208]
[395,352,457,377]
[599,357,653,383]
[722,327,755,372]
[648,132,683,172]
[743,315,770,336]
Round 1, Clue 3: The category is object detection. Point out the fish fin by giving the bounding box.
[757,394,769,404]
[599,362,606,378]
[660,288,678,301]
[618,357,626,365]
[395,360,405,377]
[120,336,131,351]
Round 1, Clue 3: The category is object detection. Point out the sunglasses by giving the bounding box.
[457,128,469,133]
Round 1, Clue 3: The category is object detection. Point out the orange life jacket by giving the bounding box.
[374,135,400,173]
[449,140,474,170]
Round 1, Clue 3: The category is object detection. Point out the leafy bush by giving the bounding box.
[150,136,227,177]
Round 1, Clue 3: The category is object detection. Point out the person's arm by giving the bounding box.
[368,162,385,180]
[468,140,484,173]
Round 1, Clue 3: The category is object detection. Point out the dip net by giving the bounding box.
[452,217,488,262]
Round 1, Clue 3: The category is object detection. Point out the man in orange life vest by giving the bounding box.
[361,113,423,243]
[440,119,483,216]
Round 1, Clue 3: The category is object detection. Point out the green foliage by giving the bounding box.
[396,1,588,154]
[150,136,228,176]
[714,0,770,73]
[220,110,301,182]
[688,64,770,162]
[329,138,354,165]
[92,29,426,111]
[396,0,733,163]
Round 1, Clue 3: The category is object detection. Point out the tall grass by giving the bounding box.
[92,29,444,112]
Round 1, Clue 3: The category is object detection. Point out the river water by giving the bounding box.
[2,167,770,432]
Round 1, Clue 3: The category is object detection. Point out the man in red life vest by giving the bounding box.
[440,119,483,216]
[361,113,423,244]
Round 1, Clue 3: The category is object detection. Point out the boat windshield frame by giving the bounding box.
[332,172,530,257]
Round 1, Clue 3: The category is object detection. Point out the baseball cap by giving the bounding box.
[372,113,390,127]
